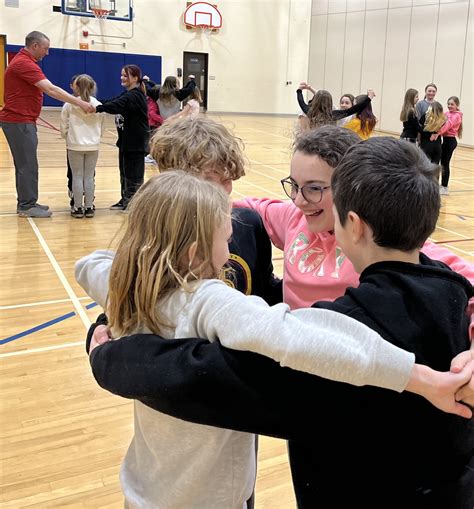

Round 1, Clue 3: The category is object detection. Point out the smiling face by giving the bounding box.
[290,151,335,233]
[425,86,437,102]
[339,96,353,110]
[447,99,459,112]
[121,69,139,90]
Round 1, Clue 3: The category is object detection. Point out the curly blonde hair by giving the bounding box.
[424,102,446,133]
[150,116,246,180]
[107,171,231,336]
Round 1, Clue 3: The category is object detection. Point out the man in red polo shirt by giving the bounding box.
[0,31,94,218]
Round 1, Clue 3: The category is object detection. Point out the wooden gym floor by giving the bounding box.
[0,111,473,507]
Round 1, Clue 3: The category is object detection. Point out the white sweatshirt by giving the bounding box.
[60,96,105,151]
[75,250,415,508]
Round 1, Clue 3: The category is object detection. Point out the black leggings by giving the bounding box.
[420,139,441,165]
[118,150,145,207]
[440,136,457,187]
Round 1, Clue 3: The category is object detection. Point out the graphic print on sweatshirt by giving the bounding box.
[224,254,252,295]
[287,232,347,279]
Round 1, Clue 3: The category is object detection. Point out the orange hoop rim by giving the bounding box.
[91,7,111,19]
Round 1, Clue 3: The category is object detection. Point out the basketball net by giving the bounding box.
[91,7,110,19]
[198,25,214,37]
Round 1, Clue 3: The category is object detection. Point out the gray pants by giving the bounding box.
[67,149,99,209]
[1,122,39,210]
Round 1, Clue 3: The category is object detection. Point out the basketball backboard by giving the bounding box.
[183,2,222,29]
[61,0,132,22]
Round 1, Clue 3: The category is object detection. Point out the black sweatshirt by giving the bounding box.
[89,255,473,508]
[96,87,149,153]
[229,208,282,305]
[297,89,371,121]
[401,110,422,139]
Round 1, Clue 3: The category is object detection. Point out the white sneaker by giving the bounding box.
[439,186,449,196]
[144,155,155,164]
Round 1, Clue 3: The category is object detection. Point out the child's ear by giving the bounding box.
[347,211,365,244]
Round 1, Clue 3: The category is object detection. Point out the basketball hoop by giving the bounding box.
[91,7,110,19]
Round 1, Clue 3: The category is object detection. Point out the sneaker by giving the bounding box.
[84,208,95,218]
[18,206,52,218]
[71,208,84,218]
[17,203,50,213]
[110,200,125,210]
[440,186,449,196]
[144,154,155,164]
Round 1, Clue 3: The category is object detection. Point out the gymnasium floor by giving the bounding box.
[0,111,473,507]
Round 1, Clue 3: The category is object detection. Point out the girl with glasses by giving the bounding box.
[234,126,474,310]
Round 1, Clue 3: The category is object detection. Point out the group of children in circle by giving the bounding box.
[297,81,463,195]
[74,70,474,506]
[60,65,202,217]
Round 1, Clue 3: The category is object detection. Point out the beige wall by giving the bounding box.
[308,0,473,147]
[0,0,312,115]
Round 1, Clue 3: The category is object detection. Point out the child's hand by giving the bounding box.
[89,324,112,354]
[367,89,376,100]
[430,133,439,142]
[408,363,472,419]
[455,360,474,407]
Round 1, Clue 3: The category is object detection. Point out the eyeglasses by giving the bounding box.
[280,177,331,203]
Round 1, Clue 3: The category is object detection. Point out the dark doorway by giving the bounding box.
[183,51,208,110]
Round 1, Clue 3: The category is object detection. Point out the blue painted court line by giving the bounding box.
[0,302,98,346]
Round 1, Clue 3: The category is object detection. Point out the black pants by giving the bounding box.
[420,138,441,165]
[440,136,457,187]
[119,150,145,207]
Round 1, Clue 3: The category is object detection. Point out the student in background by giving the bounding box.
[344,94,377,140]
[169,87,202,121]
[431,96,463,195]
[60,74,105,218]
[94,64,149,211]
[66,74,79,210]
[400,88,422,143]
[416,82,438,120]
[297,85,375,130]
[420,102,445,165]
[157,75,196,121]
[337,93,355,127]
[144,84,163,164]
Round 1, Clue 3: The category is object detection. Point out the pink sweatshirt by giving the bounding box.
[234,197,474,311]
[438,110,463,138]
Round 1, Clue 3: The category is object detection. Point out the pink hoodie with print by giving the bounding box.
[234,197,474,316]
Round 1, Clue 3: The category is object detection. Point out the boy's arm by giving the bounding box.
[74,250,114,308]
[232,198,294,251]
[175,78,196,102]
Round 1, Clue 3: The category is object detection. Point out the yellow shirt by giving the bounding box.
[344,118,373,140]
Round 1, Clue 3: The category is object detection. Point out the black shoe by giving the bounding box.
[110,200,124,210]
[84,208,95,218]
[71,207,84,218]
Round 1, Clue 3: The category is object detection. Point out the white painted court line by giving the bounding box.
[0,341,84,358]
[436,243,473,257]
[27,218,91,329]
[249,160,289,176]
[0,296,91,310]
[239,180,283,198]
[247,127,292,141]
[435,225,472,240]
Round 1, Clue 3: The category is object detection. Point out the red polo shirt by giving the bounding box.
[0,48,46,124]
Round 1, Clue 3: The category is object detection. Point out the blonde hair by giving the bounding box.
[424,102,446,133]
[307,90,335,129]
[400,88,418,122]
[159,76,179,105]
[107,171,231,336]
[150,116,246,180]
[73,74,96,102]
